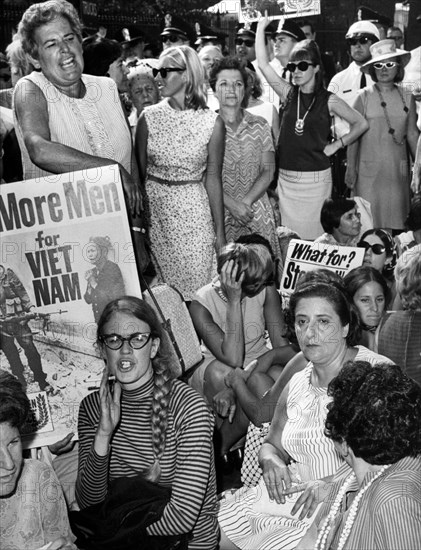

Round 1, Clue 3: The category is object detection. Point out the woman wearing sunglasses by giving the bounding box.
[76,296,219,549]
[256,13,368,240]
[135,46,225,301]
[346,39,419,231]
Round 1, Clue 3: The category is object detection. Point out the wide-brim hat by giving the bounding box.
[361,39,411,73]
[274,19,306,42]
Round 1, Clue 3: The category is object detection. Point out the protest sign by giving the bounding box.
[0,165,141,447]
[280,239,365,302]
[240,0,321,22]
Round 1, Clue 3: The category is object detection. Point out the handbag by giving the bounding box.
[70,474,190,550]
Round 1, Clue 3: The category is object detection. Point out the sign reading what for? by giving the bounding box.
[280,239,365,304]
[0,165,142,448]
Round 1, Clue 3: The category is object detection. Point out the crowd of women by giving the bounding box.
[1,1,421,549]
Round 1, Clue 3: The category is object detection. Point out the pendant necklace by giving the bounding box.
[375,84,408,146]
[295,88,316,136]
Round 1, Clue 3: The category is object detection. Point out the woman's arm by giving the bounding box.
[147,386,216,538]
[407,94,420,159]
[263,285,289,348]
[412,132,421,194]
[134,112,148,184]
[189,261,245,368]
[342,93,365,189]
[271,104,280,143]
[256,14,292,103]
[325,93,369,158]
[205,115,227,251]
[243,150,275,206]
[14,78,141,215]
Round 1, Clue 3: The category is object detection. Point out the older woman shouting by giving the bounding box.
[13,0,141,216]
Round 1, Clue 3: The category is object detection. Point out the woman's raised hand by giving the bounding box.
[97,369,121,439]
[261,452,292,504]
[220,259,245,302]
[257,10,271,32]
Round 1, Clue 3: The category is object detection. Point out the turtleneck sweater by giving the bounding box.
[76,377,218,549]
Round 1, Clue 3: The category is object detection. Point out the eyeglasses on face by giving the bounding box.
[100,332,152,350]
[163,35,181,43]
[358,241,386,255]
[347,36,371,46]
[152,67,184,79]
[373,61,398,70]
[235,38,255,47]
[286,61,315,73]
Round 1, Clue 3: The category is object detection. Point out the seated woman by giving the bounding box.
[76,297,218,550]
[314,197,362,246]
[218,280,392,550]
[378,245,421,385]
[344,266,389,352]
[395,195,421,256]
[298,361,421,549]
[189,239,292,455]
[0,370,76,550]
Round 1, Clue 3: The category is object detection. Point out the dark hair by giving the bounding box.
[344,266,390,308]
[289,281,359,346]
[17,0,83,58]
[246,67,263,100]
[368,55,405,83]
[325,361,421,463]
[358,228,397,278]
[83,37,122,77]
[289,39,324,92]
[97,296,176,482]
[235,233,275,261]
[320,198,357,234]
[209,55,250,108]
[405,195,421,231]
[0,370,30,431]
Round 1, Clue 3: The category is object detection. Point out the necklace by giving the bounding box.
[375,84,408,146]
[295,89,316,136]
[315,464,391,550]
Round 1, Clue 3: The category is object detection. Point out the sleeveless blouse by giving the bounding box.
[144,99,217,182]
[13,72,132,180]
[278,87,332,171]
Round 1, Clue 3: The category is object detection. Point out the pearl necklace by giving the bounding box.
[374,84,408,146]
[315,464,391,550]
[295,89,316,136]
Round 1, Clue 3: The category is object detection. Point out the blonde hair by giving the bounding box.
[160,45,207,110]
[394,245,421,310]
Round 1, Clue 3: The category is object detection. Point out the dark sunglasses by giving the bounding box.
[286,61,315,73]
[373,61,398,70]
[152,67,184,79]
[358,241,386,255]
[235,38,255,47]
[163,35,181,43]
[347,36,371,46]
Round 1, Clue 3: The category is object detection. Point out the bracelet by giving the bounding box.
[340,137,345,148]
[131,226,146,233]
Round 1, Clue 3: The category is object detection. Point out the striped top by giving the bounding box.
[13,72,132,180]
[76,378,218,550]
[281,346,393,483]
[316,456,421,549]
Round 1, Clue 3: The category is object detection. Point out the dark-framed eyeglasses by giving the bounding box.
[347,36,371,46]
[357,242,386,255]
[286,61,315,73]
[152,67,184,79]
[235,38,255,47]
[163,35,181,43]
[100,332,152,350]
[373,61,398,70]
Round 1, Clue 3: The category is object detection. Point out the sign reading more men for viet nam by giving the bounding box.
[240,0,321,22]
[0,165,142,447]
[280,239,365,302]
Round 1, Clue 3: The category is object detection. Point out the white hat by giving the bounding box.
[361,39,411,73]
[346,21,380,40]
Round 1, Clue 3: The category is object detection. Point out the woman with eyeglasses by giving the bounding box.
[135,45,225,301]
[346,39,419,231]
[76,296,219,549]
[256,13,368,240]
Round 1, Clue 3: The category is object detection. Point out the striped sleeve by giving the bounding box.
[75,391,110,509]
[375,492,421,548]
[147,381,215,539]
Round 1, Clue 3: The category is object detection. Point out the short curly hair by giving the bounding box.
[208,55,250,108]
[0,370,30,430]
[17,0,83,59]
[325,361,421,464]
[394,245,421,310]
